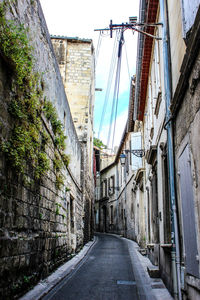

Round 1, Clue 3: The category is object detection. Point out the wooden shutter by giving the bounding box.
[178,144,199,277]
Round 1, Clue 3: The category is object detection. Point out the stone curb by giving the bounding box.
[105,234,173,300]
[125,237,173,300]
[20,237,97,300]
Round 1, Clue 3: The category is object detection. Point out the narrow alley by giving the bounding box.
[26,234,172,300]
[1,0,200,299]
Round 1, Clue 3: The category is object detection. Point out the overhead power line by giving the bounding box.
[107,30,124,149]
[97,31,120,139]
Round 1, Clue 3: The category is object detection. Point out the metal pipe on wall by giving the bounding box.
[159,0,181,299]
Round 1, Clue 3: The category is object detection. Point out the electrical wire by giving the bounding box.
[107,30,124,148]
[95,31,102,68]
[97,31,120,139]
[111,53,122,149]
[124,42,130,79]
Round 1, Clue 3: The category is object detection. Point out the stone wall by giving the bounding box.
[0,0,85,298]
[51,37,94,143]
[51,37,95,243]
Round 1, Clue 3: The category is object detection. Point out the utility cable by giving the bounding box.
[107,30,124,148]
[111,53,122,149]
[111,32,124,149]
[124,42,130,79]
[97,31,119,139]
[95,31,102,68]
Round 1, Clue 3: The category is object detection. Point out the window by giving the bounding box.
[70,196,74,234]
[153,38,162,118]
[129,140,132,166]
[100,181,103,198]
[131,203,134,219]
[161,145,171,244]
[148,81,153,130]
[102,179,108,198]
[178,144,199,277]
[126,149,129,174]
[110,205,113,224]
[154,38,161,95]
[151,164,159,243]
[108,175,115,194]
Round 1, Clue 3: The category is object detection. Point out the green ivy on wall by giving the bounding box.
[0,0,70,189]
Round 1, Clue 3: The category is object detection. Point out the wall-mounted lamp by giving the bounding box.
[120,149,145,166]
[120,153,126,166]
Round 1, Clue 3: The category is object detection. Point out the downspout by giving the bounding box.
[116,163,120,233]
[159,0,181,299]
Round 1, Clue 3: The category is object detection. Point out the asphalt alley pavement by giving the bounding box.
[21,233,173,300]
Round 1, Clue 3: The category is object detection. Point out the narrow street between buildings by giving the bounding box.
[41,234,172,300]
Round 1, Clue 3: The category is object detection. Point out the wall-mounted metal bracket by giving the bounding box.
[124,149,145,158]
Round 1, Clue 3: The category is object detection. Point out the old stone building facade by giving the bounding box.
[132,1,200,299]
[132,0,200,299]
[51,36,95,242]
[0,0,94,298]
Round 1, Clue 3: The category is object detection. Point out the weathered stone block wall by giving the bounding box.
[0,0,84,298]
[52,38,94,142]
[52,37,95,243]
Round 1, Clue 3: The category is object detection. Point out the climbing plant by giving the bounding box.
[0,0,70,188]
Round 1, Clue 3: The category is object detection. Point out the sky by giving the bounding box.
[40,0,139,148]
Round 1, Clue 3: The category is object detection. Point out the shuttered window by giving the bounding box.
[178,144,199,278]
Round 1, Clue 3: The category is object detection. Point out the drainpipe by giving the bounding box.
[116,163,120,233]
[159,0,181,299]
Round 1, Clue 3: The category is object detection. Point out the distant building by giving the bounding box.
[96,78,146,244]
[51,36,95,242]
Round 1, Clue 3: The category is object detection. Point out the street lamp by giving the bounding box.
[119,153,126,166]
[120,149,145,166]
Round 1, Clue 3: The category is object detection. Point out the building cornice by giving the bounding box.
[135,0,159,121]
[51,35,92,43]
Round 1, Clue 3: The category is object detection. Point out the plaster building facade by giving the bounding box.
[51,36,95,243]
[96,1,200,299]
[0,0,94,298]
[171,6,200,300]
[133,0,200,299]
